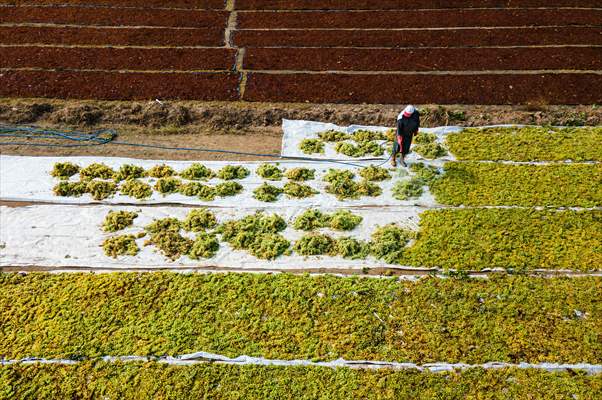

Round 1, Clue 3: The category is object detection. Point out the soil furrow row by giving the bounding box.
[0,46,236,71]
[4,43,598,50]
[243,47,602,71]
[243,72,602,104]
[237,9,602,29]
[0,6,229,28]
[0,70,240,100]
[1,67,238,73]
[0,44,228,49]
[233,27,602,47]
[0,0,226,8]
[2,69,601,104]
[0,26,225,46]
[235,0,602,10]
[242,69,602,75]
[4,67,601,75]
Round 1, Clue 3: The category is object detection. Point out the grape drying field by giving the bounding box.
[1,122,601,398]
[1,1,601,399]
[0,0,601,103]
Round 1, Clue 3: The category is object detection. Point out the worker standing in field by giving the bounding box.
[391,105,420,167]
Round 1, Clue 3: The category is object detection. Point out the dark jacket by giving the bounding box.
[397,110,420,137]
[394,110,420,155]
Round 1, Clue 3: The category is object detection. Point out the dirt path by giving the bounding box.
[0,128,283,161]
[1,99,600,161]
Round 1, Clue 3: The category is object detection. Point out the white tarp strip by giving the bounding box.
[0,155,440,208]
[0,204,422,271]
[4,268,601,279]
[2,120,597,206]
[281,118,458,162]
[3,204,597,273]
[280,120,600,165]
[3,352,601,374]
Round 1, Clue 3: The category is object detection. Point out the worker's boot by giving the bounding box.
[400,157,408,168]
[390,155,397,167]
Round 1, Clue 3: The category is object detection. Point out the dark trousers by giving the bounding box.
[391,132,413,157]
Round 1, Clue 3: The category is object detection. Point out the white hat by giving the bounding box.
[398,105,415,120]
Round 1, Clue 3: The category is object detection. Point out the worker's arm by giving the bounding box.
[414,112,420,135]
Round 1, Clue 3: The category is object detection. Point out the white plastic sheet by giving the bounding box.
[2,120,594,273]
[280,120,594,165]
[0,204,421,271]
[3,352,601,374]
[281,118,459,162]
[0,155,440,207]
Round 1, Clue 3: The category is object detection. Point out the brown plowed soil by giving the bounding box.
[0,0,225,8]
[1,3,600,105]
[244,47,602,71]
[233,27,602,48]
[237,9,602,29]
[244,73,602,104]
[0,26,225,46]
[0,71,240,100]
[236,0,601,9]
[0,6,228,28]
[0,47,236,71]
